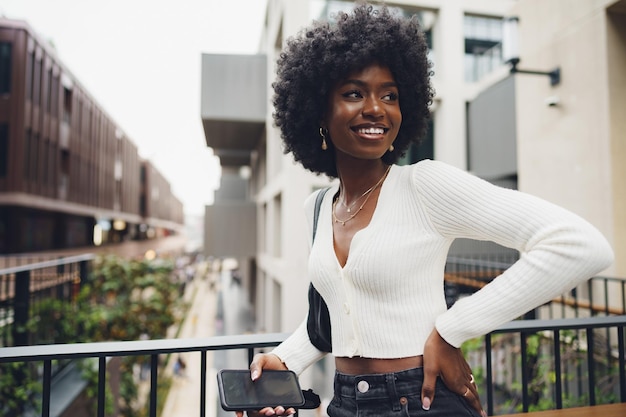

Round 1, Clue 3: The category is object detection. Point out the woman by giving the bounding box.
[239,3,614,417]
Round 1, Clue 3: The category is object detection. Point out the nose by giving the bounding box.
[362,96,384,118]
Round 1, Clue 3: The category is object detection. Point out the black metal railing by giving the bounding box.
[1,316,625,417]
[484,315,626,415]
[0,332,288,417]
[0,254,95,348]
[1,254,625,416]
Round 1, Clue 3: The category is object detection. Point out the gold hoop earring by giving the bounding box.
[389,143,395,152]
[319,127,328,150]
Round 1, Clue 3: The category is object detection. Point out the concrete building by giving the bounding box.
[200,0,623,392]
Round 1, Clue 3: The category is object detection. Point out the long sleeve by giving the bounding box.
[271,318,328,376]
[414,161,615,347]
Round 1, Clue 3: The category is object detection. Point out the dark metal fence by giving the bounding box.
[1,317,625,417]
[0,333,288,417]
[1,255,625,416]
[484,315,626,415]
[0,254,95,348]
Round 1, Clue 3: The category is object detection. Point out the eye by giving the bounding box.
[342,90,363,99]
[382,91,399,102]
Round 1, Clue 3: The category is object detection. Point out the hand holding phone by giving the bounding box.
[217,369,305,411]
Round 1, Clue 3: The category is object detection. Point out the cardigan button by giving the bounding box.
[343,302,350,314]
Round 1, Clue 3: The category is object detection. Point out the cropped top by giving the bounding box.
[272,160,613,375]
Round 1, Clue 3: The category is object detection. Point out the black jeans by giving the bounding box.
[327,367,481,417]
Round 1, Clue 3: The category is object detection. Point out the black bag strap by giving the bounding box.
[306,187,333,353]
[312,187,330,244]
[298,189,331,411]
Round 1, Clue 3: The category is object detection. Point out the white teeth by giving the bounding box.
[358,127,384,134]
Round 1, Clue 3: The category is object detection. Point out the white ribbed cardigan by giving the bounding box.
[272,160,613,376]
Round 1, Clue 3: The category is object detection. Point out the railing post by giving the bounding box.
[485,333,494,417]
[587,328,596,405]
[553,330,562,409]
[14,270,31,346]
[619,326,625,402]
[150,353,158,417]
[42,360,51,417]
[97,357,106,417]
[520,332,530,412]
[200,350,207,417]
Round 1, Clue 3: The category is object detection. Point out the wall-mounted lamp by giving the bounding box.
[503,17,561,86]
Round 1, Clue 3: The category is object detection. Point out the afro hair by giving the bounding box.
[272,2,434,178]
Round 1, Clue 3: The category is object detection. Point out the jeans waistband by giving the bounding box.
[334,367,424,401]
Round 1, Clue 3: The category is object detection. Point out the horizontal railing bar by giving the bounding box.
[0,332,290,363]
[3,317,625,363]
[3,316,624,364]
[446,256,513,269]
[0,253,96,275]
[491,315,626,333]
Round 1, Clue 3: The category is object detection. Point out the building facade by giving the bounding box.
[0,18,184,254]
[200,0,623,389]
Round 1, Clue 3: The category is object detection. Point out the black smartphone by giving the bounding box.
[216,369,305,411]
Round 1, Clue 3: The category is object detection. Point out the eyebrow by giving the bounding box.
[340,79,398,89]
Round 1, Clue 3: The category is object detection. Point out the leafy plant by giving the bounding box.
[0,362,42,417]
[1,254,188,417]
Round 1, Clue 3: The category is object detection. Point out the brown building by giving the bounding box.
[0,18,184,254]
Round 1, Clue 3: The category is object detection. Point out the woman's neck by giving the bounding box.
[336,161,391,203]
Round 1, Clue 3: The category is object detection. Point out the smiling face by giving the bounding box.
[323,63,402,162]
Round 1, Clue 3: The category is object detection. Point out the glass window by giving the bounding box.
[24,129,31,180]
[31,133,40,182]
[0,43,11,94]
[33,56,42,106]
[0,124,7,177]
[464,15,504,83]
[26,50,34,100]
[63,86,72,123]
[45,67,53,112]
[50,74,59,117]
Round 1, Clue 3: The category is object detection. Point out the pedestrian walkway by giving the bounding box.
[160,264,220,417]
[160,262,257,417]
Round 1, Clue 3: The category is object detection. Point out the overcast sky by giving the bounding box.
[0,0,269,216]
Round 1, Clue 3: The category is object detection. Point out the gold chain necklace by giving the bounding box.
[333,165,391,226]
[339,176,382,213]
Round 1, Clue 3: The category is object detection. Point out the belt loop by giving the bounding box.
[333,372,342,407]
[386,373,401,411]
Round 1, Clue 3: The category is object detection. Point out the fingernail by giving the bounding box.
[251,370,259,380]
[422,397,431,410]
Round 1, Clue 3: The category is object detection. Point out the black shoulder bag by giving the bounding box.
[306,187,332,352]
